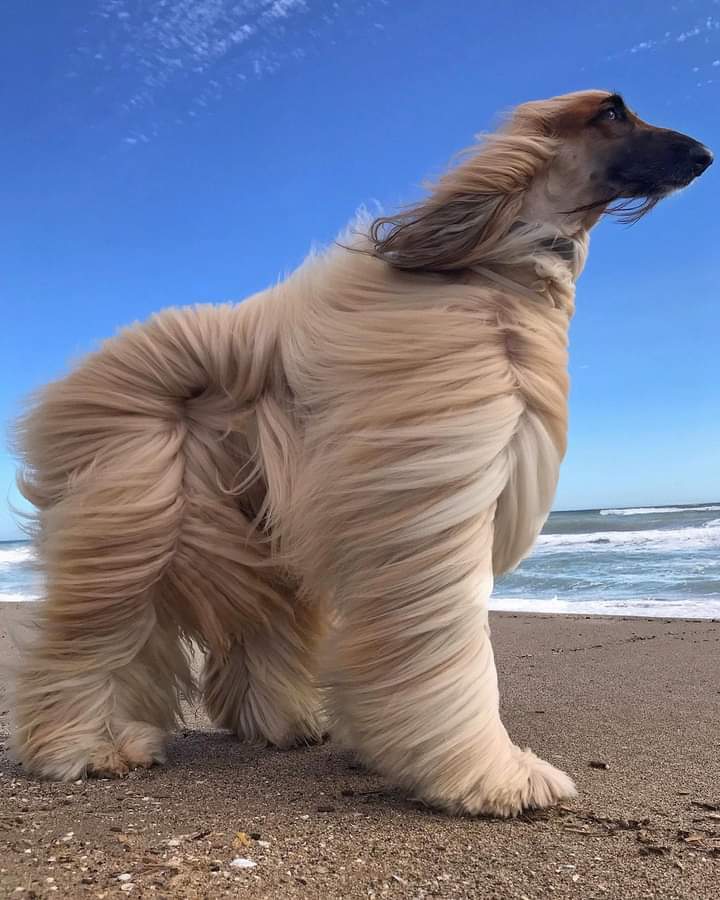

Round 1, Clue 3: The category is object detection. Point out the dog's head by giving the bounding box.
[369,90,712,271]
[511,90,713,226]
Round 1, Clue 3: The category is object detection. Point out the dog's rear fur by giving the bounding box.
[12,90,711,815]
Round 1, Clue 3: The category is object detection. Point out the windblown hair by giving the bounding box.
[367,95,582,272]
[368,133,557,271]
[571,193,661,225]
[13,88,699,817]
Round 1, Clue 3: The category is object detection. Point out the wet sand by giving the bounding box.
[1,602,718,899]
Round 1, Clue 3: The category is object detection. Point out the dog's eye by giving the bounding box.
[602,108,618,121]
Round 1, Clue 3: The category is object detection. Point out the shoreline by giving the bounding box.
[3,595,720,621]
[1,603,719,898]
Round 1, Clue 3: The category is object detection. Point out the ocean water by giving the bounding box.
[0,541,40,603]
[1,503,719,617]
[493,503,720,617]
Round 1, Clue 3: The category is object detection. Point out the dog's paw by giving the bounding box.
[87,744,130,778]
[458,748,576,818]
[87,723,166,778]
[231,705,327,750]
[266,718,328,750]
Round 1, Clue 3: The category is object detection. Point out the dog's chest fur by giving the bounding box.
[270,246,575,581]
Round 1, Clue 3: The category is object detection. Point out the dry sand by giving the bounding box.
[0,602,718,899]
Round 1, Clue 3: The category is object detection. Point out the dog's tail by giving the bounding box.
[12,301,292,653]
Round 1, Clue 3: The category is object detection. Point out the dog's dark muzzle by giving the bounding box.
[685,138,714,177]
[607,129,714,197]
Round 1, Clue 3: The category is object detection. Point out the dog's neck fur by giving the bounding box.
[466,136,607,314]
[468,220,589,315]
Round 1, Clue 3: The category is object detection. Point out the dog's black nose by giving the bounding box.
[689,142,714,176]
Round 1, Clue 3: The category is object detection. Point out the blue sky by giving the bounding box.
[1,0,719,540]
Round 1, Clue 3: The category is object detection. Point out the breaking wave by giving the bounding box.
[535,520,720,554]
[600,505,720,517]
[0,546,34,566]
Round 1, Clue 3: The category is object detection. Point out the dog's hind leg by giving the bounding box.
[14,602,192,781]
[166,393,327,748]
[12,305,307,779]
[160,499,326,749]
[104,605,194,774]
[12,426,193,781]
[201,598,325,748]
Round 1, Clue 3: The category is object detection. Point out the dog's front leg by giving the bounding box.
[325,505,575,817]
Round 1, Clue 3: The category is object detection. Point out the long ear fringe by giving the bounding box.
[368,133,558,272]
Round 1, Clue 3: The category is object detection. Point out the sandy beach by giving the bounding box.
[1,602,718,899]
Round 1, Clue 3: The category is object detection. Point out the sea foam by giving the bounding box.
[535,520,720,554]
[0,546,34,566]
[600,505,720,517]
[490,595,720,619]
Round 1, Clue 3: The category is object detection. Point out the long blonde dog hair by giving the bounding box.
[14,89,705,814]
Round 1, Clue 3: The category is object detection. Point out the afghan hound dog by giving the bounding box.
[12,91,712,815]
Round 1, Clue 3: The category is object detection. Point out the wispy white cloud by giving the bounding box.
[629,40,656,54]
[615,10,719,60]
[262,0,308,21]
[94,0,299,104]
[676,25,702,42]
[74,1,391,145]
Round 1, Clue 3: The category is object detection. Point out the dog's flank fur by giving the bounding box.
[10,90,710,816]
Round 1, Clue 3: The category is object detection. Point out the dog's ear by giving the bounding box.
[369,192,523,272]
[368,133,554,273]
